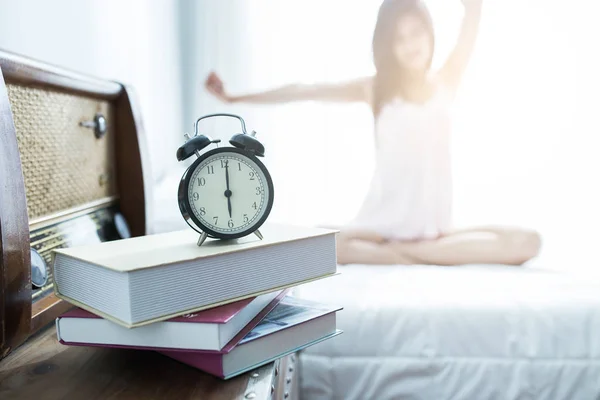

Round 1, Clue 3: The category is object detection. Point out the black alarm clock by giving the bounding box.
[176,114,274,246]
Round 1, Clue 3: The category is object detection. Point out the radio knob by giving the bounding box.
[30,248,48,288]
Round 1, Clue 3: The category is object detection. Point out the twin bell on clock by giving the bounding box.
[176,113,274,247]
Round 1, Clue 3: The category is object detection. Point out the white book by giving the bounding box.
[56,291,284,351]
[52,223,338,328]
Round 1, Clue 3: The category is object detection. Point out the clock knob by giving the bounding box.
[176,134,220,161]
[229,131,265,157]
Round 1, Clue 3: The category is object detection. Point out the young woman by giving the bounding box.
[205,0,541,266]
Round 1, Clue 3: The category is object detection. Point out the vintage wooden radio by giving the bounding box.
[0,49,151,360]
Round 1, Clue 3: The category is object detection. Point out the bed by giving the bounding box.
[294,264,600,400]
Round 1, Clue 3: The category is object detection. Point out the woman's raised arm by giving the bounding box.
[438,0,483,90]
[205,72,372,104]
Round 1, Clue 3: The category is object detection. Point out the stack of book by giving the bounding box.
[52,223,341,379]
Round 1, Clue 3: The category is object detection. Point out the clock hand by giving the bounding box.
[224,160,232,218]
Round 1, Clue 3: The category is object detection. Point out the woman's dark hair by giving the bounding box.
[372,0,435,116]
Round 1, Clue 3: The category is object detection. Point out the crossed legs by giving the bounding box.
[336,226,542,266]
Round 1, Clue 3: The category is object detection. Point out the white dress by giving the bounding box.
[348,87,454,241]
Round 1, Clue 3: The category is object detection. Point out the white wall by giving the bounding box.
[0,0,185,232]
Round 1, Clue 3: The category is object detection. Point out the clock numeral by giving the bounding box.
[249,172,255,180]
[206,165,215,174]
[228,219,234,228]
[192,192,199,201]
[197,177,206,186]
[238,162,242,171]
[213,216,218,225]
[252,202,257,210]
[255,186,263,195]
[243,214,249,223]
[199,207,206,216]
[221,160,228,168]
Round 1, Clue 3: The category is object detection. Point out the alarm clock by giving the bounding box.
[176,114,274,246]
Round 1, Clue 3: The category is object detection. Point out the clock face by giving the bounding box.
[185,149,273,237]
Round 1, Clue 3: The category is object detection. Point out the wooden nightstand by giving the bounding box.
[0,324,298,399]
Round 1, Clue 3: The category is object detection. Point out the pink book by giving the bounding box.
[159,296,343,379]
[57,290,287,352]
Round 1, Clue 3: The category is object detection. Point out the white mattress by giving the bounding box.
[294,265,600,400]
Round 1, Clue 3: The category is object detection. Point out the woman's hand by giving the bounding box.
[204,72,234,103]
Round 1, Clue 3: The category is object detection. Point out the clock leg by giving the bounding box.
[254,229,263,240]
[197,231,208,246]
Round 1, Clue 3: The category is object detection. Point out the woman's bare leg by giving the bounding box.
[334,225,541,266]
[334,226,541,266]
[335,229,414,265]
[391,226,542,266]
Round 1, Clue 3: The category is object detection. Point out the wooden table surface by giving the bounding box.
[0,324,278,400]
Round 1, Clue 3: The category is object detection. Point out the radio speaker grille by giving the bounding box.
[6,84,117,221]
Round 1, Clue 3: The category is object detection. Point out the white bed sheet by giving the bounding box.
[294,264,600,400]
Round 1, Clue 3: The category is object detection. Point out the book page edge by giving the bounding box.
[126,271,339,328]
[51,273,340,329]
